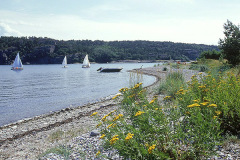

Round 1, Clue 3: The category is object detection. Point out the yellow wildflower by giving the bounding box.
[185,111,190,115]
[95,150,100,157]
[148,144,156,154]
[198,85,206,89]
[125,133,134,141]
[213,116,218,119]
[187,103,200,108]
[198,72,203,75]
[208,104,217,107]
[112,93,121,100]
[113,114,123,121]
[90,112,98,117]
[101,115,109,121]
[200,102,209,106]
[119,87,128,92]
[178,89,184,92]
[135,111,145,116]
[107,123,114,129]
[178,150,181,155]
[149,99,156,104]
[193,99,200,103]
[112,135,118,138]
[155,108,158,110]
[215,111,222,115]
[109,135,119,145]
[100,134,105,139]
[164,96,171,100]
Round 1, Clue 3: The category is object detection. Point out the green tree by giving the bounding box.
[93,46,115,63]
[199,50,222,60]
[219,20,240,66]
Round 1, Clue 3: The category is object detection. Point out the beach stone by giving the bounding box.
[11,125,17,129]
[90,129,100,136]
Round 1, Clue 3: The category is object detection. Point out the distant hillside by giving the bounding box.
[0,36,219,65]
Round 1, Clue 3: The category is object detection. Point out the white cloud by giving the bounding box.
[0,23,22,36]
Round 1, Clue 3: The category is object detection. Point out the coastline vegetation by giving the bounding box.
[91,60,240,159]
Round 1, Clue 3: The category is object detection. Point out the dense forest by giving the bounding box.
[0,36,219,65]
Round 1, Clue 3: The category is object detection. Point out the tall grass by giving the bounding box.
[158,71,186,98]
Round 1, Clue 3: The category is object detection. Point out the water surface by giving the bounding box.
[0,63,158,126]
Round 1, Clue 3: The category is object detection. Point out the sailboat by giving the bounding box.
[11,52,23,70]
[62,56,68,68]
[82,54,90,68]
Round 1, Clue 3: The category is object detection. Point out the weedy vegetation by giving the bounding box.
[92,61,240,159]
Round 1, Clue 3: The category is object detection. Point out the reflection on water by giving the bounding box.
[0,63,158,126]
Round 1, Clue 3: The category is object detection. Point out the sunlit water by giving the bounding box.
[0,63,158,126]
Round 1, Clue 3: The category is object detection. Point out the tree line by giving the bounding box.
[0,36,219,65]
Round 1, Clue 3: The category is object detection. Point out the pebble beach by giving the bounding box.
[0,66,239,160]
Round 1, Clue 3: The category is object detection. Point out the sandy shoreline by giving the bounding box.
[0,66,173,159]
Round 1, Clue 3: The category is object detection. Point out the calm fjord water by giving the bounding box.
[0,63,157,126]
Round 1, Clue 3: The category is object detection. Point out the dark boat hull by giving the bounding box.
[99,68,123,72]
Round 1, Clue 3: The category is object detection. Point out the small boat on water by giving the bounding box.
[11,52,23,70]
[62,56,68,68]
[82,54,90,68]
[97,67,123,72]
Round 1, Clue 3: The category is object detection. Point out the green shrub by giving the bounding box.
[92,82,222,159]
[189,64,209,72]
[199,65,209,72]
[176,72,240,135]
[163,67,168,71]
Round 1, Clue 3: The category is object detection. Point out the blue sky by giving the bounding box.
[0,0,239,45]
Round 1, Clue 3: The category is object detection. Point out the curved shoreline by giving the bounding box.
[0,66,204,159]
[0,66,166,145]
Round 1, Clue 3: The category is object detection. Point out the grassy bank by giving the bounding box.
[91,60,240,159]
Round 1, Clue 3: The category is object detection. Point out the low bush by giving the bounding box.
[92,82,222,159]
[189,64,209,72]
[176,72,240,135]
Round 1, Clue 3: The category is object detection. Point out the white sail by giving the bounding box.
[82,54,90,68]
[62,56,67,68]
[11,52,23,70]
